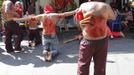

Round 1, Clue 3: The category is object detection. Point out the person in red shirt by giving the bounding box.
[1,0,23,53]
[15,1,23,18]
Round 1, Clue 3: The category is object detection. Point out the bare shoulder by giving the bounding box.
[80,2,110,15]
[79,2,109,11]
[80,1,108,6]
[93,2,110,8]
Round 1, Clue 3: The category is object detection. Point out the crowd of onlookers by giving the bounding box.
[110,2,134,31]
[0,0,134,60]
[106,2,134,38]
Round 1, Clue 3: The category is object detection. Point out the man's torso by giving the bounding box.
[79,2,109,40]
[41,13,58,35]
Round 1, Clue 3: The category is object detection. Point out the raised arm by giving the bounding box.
[13,14,46,21]
[58,8,78,17]
[13,16,33,21]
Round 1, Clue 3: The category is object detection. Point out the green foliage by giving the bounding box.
[0,0,3,11]
[34,0,37,2]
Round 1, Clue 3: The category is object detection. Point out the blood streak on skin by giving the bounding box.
[84,16,106,38]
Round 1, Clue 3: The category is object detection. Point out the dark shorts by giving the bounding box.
[77,37,108,75]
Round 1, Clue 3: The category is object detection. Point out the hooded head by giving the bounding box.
[15,1,21,5]
[15,1,23,9]
[44,4,54,14]
[5,1,14,12]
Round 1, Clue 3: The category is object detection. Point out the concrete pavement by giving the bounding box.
[0,32,134,75]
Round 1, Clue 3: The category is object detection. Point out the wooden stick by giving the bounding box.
[63,34,83,44]
[63,37,78,44]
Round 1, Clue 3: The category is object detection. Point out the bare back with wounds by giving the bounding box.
[40,13,60,35]
[78,2,115,40]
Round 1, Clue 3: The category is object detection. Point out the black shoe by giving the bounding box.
[7,50,14,53]
[29,42,35,47]
[28,44,32,47]
[35,43,41,47]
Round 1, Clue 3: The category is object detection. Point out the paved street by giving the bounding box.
[0,31,134,75]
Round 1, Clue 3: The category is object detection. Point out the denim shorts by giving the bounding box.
[64,17,77,27]
[42,35,59,52]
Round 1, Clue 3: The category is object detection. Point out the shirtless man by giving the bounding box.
[74,1,115,75]
[25,14,41,47]
[1,0,23,53]
[13,4,78,61]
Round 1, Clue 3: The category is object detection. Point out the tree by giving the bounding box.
[0,0,3,10]
[0,0,3,32]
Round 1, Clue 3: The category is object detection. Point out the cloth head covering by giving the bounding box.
[15,1,21,5]
[44,4,54,14]
[5,0,13,12]
[74,10,84,21]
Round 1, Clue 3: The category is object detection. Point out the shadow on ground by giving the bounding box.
[108,31,134,54]
[0,29,134,67]
[0,46,54,67]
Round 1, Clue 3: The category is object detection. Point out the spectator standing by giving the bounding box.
[74,1,115,75]
[1,0,23,53]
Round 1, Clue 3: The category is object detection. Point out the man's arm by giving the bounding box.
[107,4,116,20]
[13,9,77,21]
[13,14,45,21]
[58,8,78,17]
[13,16,33,21]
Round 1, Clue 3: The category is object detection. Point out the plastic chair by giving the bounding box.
[111,15,122,31]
